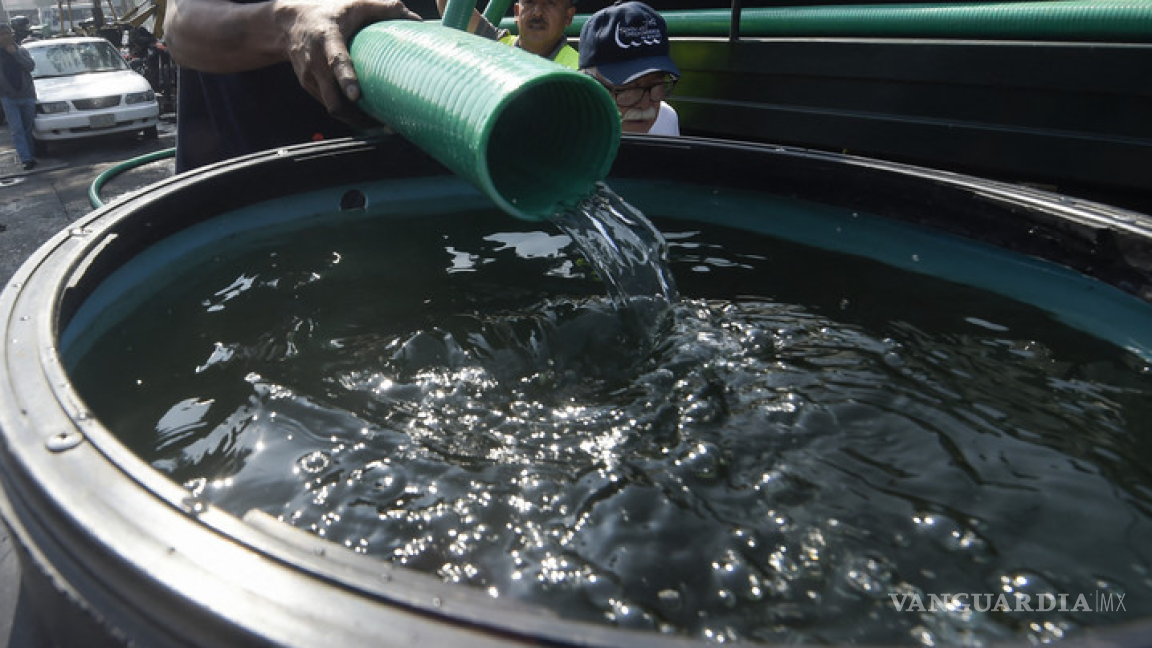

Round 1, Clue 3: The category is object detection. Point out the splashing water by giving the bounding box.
[552,183,678,306]
[550,183,679,350]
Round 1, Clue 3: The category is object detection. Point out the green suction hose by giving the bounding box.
[548,0,1152,40]
[440,0,476,32]
[350,21,620,221]
[482,0,515,27]
[716,0,1152,40]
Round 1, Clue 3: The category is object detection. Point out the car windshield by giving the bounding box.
[30,41,129,79]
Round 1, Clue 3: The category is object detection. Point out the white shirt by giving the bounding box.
[647,102,680,136]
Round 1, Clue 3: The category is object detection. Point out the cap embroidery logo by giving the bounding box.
[613,19,663,49]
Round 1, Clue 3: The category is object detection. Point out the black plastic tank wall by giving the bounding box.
[668,2,1152,214]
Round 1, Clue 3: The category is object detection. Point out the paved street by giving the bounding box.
[0,117,176,647]
[0,118,177,285]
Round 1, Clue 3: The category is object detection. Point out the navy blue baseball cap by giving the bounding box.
[578,1,680,86]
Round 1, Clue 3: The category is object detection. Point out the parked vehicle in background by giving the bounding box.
[26,37,160,155]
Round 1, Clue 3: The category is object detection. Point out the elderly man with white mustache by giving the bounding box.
[578,1,679,135]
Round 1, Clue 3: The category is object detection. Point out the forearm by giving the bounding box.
[164,0,287,72]
[164,0,419,118]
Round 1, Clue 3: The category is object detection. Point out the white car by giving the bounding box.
[26,36,160,154]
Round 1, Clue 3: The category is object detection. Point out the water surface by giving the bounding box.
[68,190,1152,646]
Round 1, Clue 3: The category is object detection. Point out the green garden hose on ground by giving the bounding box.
[89,147,176,209]
[350,21,620,221]
[539,0,1152,41]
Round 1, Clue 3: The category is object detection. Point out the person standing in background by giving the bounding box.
[436,0,578,68]
[0,23,38,170]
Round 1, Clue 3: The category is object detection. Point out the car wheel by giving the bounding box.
[143,126,158,140]
[33,139,48,157]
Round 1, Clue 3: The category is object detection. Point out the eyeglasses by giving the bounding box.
[606,79,677,107]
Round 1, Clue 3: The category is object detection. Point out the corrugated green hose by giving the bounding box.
[538,0,1152,40]
[350,21,620,221]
